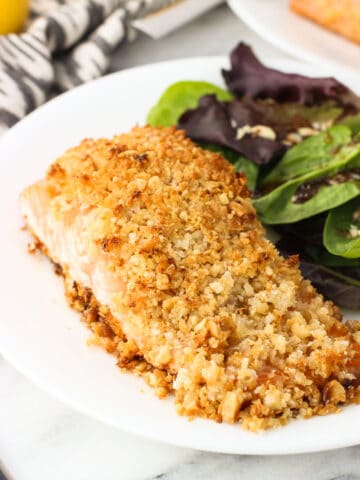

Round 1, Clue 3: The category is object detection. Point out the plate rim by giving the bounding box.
[3,342,360,456]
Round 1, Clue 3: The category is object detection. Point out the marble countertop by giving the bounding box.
[1,4,360,480]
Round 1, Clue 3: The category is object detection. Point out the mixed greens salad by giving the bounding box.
[147,43,360,310]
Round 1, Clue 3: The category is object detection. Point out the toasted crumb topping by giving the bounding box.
[23,126,360,430]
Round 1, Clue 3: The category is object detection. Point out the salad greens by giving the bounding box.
[324,197,360,259]
[340,113,360,135]
[222,43,359,109]
[147,83,259,190]
[177,94,285,165]
[260,126,352,187]
[233,156,259,191]
[176,95,343,167]
[253,141,360,224]
[146,41,360,308]
[305,244,360,267]
[147,81,232,127]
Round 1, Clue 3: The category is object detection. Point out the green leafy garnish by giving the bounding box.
[305,244,360,267]
[147,81,232,127]
[261,126,352,187]
[324,197,360,258]
[147,82,260,190]
[340,113,360,134]
[253,143,360,224]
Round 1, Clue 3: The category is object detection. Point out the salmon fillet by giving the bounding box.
[290,0,360,44]
[20,126,360,430]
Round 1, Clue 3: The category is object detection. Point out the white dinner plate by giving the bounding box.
[0,56,360,455]
[228,0,360,74]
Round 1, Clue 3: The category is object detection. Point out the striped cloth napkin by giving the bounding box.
[0,0,177,136]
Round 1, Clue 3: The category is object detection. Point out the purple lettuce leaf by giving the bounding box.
[227,97,325,139]
[222,42,358,109]
[177,94,285,165]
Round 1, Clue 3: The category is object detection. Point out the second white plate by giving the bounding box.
[228,0,360,74]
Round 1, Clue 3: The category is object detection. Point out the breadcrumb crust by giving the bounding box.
[22,126,360,430]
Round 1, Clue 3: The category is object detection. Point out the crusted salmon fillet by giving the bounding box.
[20,126,360,430]
[290,0,360,44]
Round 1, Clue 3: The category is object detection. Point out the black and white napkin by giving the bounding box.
[0,0,223,136]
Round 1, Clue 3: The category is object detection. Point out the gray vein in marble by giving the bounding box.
[150,449,360,480]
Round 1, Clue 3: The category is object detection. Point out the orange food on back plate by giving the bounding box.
[290,0,360,44]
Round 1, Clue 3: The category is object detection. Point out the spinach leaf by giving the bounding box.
[261,126,352,186]
[233,156,259,191]
[147,81,232,127]
[341,113,360,134]
[324,197,360,258]
[253,143,360,224]
[305,244,360,267]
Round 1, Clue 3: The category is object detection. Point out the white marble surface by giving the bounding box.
[2,4,360,480]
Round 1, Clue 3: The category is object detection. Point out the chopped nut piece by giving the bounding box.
[323,380,346,404]
[219,193,229,205]
[236,125,252,140]
[297,127,318,137]
[221,391,242,423]
[284,132,302,145]
[209,281,224,294]
[236,124,276,141]
[251,125,276,141]
[264,387,284,410]
[348,224,360,239]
